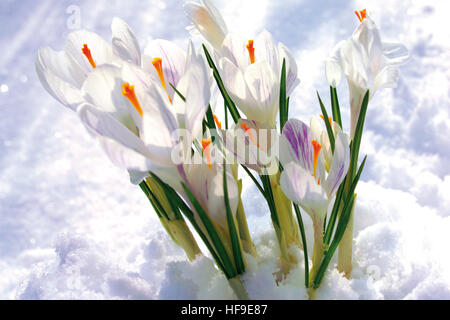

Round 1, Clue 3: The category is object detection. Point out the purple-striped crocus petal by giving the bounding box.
[324,128,350,198]
[280,119,313,173]
[280,162,329,221]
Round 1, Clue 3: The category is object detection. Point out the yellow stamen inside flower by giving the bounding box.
[201,138,213,169]
[213,115,222,129]
[355,9,367,23]
[246,40,255,64]
[122,83,143,117]
[320,115,333,128]
[152,57,172,103]
[311,140,322,182]
[82,44,96,69]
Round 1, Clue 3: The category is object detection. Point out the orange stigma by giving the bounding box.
[246,40,255,64]
[355,9,367,23]
[122,83,143,117]
[320,115,333,127]
[201,138,213,169]
[311,140,322,181]
[213,115,222,129]
[81,44,96,69]
[152,58,172,103]
[240,122,260,148]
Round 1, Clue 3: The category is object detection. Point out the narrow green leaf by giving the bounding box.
[181,182,237,278]
[312,194,356,287]
[202,44,241,123]
[170,82,186,102]
[330,86,342,128]
[139,181,163,219]
[224,100,229,129]
[279,59,287,132]
[323,178,346,245]
[223,164,245,274]
[317,91,335,152]
[349,90,369,179]
[293,203,309,288]
[259,173,280,229]
[205,105,217,130]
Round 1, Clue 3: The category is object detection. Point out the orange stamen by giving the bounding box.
[246,40,255,64]
[201,138,213,169]
[311,140,322,181]
[213,115,222,129]
[122,83,143,117]
[152,57,172,103]
[320,115,333,128]
[82,44,96,69]
[355,9,367,23]
[240,123,259,148]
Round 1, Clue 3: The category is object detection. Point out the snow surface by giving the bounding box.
[0,0,449,299]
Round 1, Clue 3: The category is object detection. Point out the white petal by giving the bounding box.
[324,128,350,197]
[279,118,314,172]
[280,162,329,221]
[81,64,138,133]
[65,30,115,77]
[373,65,399,92]
[111,17,141,66]
[278,42,300,95]
[36,47,82,87]
[254,30,279,73]
[143,39,186,100]
[244,61,279,126]
[221,33,248,70]
[184,0,228,50]
[382,42,409,65]
[78,103,151,159]
[35,53,84,110]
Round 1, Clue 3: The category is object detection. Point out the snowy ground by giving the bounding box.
[0,0,449,299]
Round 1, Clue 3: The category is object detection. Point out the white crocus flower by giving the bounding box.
[279,118,350,280]
[184,0,228,50]
[77,41,211,185]
[186,141,239,230]
[36,18,140,111]
[222,119,279,175]
[219,31,299,127]
[325,10,409,138]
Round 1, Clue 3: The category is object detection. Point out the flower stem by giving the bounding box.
[309,219,324,286]
[337,196,356,277]
[228,276,250,300]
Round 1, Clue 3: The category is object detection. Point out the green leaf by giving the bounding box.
[139,181,163,219]
[312,194,356,288]
[205,105,217,130]
[223,164,245,274]
[323,178,346,245]
[293,203,309,288]
[349,90,369,179]
[259,173,280,229]
[181,182,237,278]
[279,58,287,132]
[170,82,186,102]
[330,86,342,128]
[317,91,335,153]
[241,165,265,198]
[202,44,241,123]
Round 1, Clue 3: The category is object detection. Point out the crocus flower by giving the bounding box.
[218,31,299,127]
[184,0,299,127]
[325,10,409,138]
[77,41,211,185]
[279,118,350,280]
[184,0,228,50]
[222,119,279,175]
[36,18,140,111]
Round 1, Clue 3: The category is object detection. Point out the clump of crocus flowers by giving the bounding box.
[36,2,408,299]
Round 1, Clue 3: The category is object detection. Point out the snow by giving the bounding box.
[1,0,449,299]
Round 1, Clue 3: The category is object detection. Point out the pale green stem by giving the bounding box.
[337,195,356,278]
[228,276,250,300]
